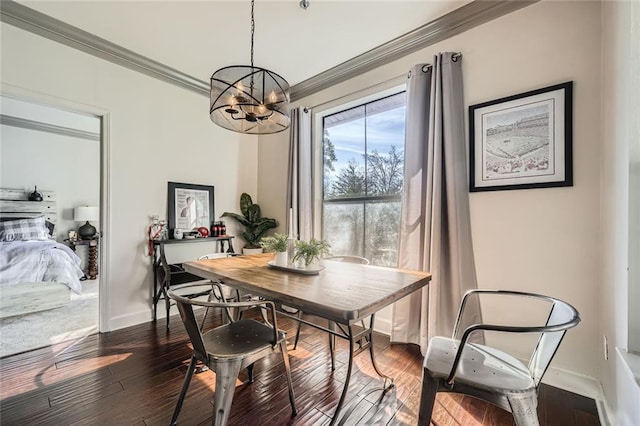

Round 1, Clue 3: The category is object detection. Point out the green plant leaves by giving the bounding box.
[222,193,278,249]
[293,238,331,265]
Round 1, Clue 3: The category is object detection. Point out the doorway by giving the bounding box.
[0,93,106,356]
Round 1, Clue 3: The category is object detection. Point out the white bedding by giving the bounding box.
[0,240,84,294]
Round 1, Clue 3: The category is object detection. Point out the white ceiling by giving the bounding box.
[19,0,471,87]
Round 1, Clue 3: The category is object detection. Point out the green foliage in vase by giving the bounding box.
[293,238,331,266]
[260,233,289,252]
[221,193,278,249]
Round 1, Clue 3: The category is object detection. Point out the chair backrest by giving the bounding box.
[528,297,580,385]
[324,255,370,265]
[170,285,211,360]
[454,290,580,387]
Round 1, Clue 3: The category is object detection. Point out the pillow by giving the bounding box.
[0,216,51,241]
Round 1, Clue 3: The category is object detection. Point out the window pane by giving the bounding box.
[321,91,406,267]
[365,96,405,196]
[324,106,365,199]
[322,201,364,257]
[364,199,400,267]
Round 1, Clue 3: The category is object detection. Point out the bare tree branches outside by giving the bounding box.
[321,91,406,267]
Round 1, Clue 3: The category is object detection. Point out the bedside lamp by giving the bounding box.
[74,206,98,239]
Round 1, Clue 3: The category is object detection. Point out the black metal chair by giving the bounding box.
[168,283,297,426]
[418,289,580,426]
[197,253,246,322]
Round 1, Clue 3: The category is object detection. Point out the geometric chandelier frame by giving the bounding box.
[209,0,290,134]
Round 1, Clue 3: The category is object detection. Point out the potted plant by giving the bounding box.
[260,233,289,266]
[222,193,277,254]
[293,238,331,268]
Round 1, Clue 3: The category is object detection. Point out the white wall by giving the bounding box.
[259,0,602,384]
[0,23,259,330]
[600,1,640,424]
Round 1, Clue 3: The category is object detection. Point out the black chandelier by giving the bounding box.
[210,0,290,135]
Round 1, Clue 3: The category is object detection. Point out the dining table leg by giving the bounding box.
[330,324,354,426]
[367,314,393,384]
[330,315,396,425]
[329,320,336,371]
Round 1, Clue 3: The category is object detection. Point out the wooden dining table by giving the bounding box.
[183,253,431,424]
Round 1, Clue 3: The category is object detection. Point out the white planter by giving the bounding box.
[274,251,288,266]
[242,247,263,255]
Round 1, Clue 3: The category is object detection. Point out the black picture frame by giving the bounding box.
[469,81,573,192]
[167,182,214,238]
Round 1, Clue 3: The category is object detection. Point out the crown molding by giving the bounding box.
[0,0,209,96]
[0,114,100,141]
[290,0,538,101]
[1,0,537,102]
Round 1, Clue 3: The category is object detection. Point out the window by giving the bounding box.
[320,91,406,267]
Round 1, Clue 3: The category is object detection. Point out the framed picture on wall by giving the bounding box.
[469,81,573,192]
[167,182,214,237]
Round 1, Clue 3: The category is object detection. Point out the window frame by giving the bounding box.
[311,84,407,263]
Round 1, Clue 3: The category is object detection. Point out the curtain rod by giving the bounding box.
[303,52,462,112]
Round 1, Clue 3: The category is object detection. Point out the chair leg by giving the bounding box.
[213,358,243,426]
[293,310,303,349]
[170,355,198,426]
[247,363,254,384]
[200,307,210,331]
[280,340,298,416]
[329,321,336,371]
[200,285,217,330]
[165,288,171,330]
[259,302,271,326]
[508,393,540,426]
[417,373,438,425]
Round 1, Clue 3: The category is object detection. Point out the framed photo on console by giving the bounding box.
[469,81,573,192]
[167,182,214,237]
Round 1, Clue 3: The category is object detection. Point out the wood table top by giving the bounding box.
[183,253,431,324]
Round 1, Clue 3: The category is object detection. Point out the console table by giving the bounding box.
[69,238,99,280]
[151,236,235,328]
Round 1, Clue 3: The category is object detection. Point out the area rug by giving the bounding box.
[0,280,99,358]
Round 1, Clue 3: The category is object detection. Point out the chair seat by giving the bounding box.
[203,319,285,358]
[425,336,534,392]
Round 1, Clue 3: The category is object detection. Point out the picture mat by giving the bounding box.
[469,82,572,191]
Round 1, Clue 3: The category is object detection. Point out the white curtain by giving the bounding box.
[391,53,481,353]
[286,107,313,241]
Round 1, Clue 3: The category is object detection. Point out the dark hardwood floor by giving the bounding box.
[0,308,600,425]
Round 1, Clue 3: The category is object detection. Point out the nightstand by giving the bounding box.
[69,238,99,280]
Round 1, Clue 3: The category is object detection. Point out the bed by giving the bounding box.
[0,188,84,319]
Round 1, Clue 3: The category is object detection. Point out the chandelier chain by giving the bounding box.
[250,0,255,71]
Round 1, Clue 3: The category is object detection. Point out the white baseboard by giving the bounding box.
[598,391,615,426]
[107,304,206,332]
[107,309,154,331]
[374,316,392,335]
[540,364,611,425]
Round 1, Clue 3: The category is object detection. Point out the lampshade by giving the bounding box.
[209,0,290,135]
[74,206,98,222]
[210,66,290,134]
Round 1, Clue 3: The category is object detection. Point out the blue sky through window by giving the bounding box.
[325,105,406,179]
